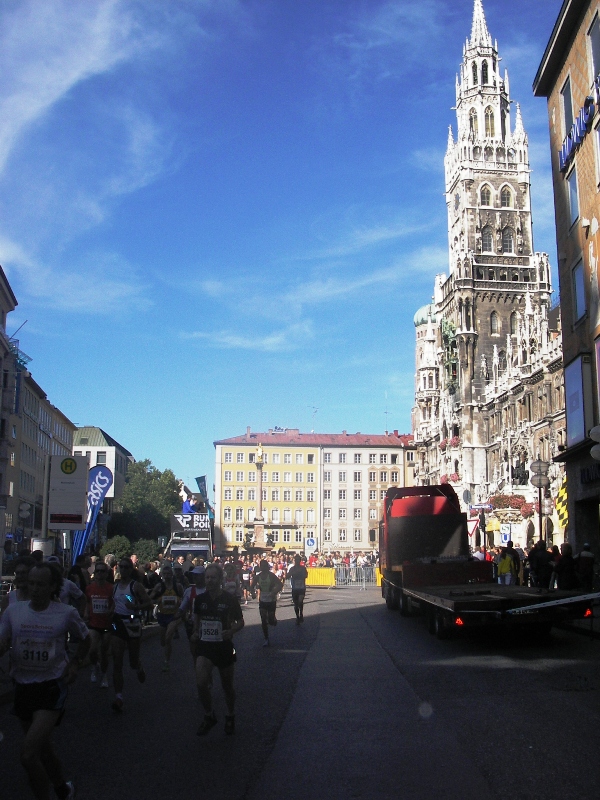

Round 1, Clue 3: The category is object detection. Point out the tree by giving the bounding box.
[100,536,132,560]
[133,539,160,564]
[109,459,181,541]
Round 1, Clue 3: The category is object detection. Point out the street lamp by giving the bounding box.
[530,456,550,542]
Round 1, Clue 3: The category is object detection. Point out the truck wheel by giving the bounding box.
[434,614,451,640]
[400,592,410,616]
[385,585,400,611]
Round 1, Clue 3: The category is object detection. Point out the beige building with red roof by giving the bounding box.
[213,427,415,553]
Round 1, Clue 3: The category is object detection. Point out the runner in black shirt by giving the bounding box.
[191,563,244,736]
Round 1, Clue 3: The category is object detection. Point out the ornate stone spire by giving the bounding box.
[446,125,454,153]
[470,0,492,49]
[512,102,527,143]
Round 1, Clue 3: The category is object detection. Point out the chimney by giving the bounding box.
[394,430,398,437]
[246,426,251,436]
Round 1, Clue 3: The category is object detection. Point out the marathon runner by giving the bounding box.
[85,561,115,688]
[150,563,183,672]
[0,562,89,800]
[110,556,153,712]
[168,566,206,666]
[252,560,283,647]
[191,563,244,736]
[287,554,309,624]
[0,556,35,614]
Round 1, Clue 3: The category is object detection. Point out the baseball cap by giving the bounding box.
[46,556,61,563]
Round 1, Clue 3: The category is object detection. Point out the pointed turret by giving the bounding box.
[512,102,527,144]
[470,0,492,49]
[447,125,454,153]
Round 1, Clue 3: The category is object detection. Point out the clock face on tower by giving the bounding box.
[454,193,460,211]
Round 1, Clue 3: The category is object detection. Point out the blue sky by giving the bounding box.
[0,0,563,493]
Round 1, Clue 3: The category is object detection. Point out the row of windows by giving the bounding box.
[468,106,496,139]
[325,489,386,500]
[323,529,367,542]
[324,452,397,464]
[324,508,379,520]
[224,452,315,465]
[224,507,316,523]
[490,311,519,336]
[228,529,306,544]
[470,58,495,88]
[479,184,513,208]
[223,471,315,483]
[324,470,399,483]
[224,488,316,502]
[19,469,35,494]
[481,226,516,254]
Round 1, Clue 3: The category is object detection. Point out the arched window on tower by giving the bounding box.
[501,186,512,207]
[485,106,495,137]
[469,108,478,138]
[482,60,488,84]
[480,185,491,205]
[510,311,517,335]
[490,312,499,334]
[472,61,478,86]
[502,227,515,253]
[482,226,493,252]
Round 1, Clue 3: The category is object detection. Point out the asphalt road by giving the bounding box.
[1,587,599,800]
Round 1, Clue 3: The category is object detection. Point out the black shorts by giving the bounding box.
[291,589,306,601]
[112,615,143,642]
[89,625,112,635]
[13,679,68,723]
[196,641,236,670]
[259,601,277,613]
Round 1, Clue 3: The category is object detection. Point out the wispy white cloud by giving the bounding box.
[0,234,149,313]
[181,321,314,352]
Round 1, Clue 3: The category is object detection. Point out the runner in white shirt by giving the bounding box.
[0,562,89,800]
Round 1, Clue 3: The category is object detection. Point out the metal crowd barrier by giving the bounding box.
[334,566,377,590]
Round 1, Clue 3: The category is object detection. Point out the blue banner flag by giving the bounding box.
[72,466,114,558]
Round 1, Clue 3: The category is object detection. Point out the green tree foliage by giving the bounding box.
[133,539,160,564]
[108,459,180,541]
[100,536,132,560]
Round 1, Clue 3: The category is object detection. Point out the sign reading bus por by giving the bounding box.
[171,513,211,540]
[48,455,88,530]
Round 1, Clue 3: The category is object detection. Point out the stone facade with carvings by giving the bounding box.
[411,0,566,547]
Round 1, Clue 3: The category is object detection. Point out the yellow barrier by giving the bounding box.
[376,568,382,587]
[306,567,336,587]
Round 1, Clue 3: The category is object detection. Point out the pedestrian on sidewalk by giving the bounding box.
[287,555,308,624]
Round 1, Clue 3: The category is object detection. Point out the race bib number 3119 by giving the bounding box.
[16,637,56,670]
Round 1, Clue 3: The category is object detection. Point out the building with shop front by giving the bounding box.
[214,428,415,553]
[411,0,567,547]
[534,0,600,552]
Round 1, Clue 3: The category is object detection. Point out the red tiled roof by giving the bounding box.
[214,429,414,447]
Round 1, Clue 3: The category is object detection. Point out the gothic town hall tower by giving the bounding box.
[413,0,563,516]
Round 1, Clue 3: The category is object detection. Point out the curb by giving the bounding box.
[0,623,162,706]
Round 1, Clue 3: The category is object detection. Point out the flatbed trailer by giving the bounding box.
[379,484,600,638]
[400,582,600,638]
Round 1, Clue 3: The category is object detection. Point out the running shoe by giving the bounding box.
[100,675,109,689]
[65,781,76,799]
[111,698,123,713]
[263,639,270,647]
[90,667,97,683]
[162,661,170,672]
[224,716,235,735]
[137,666,146,684]
[196,713,217,736]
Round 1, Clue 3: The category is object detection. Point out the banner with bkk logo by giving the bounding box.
[72,466,114,558]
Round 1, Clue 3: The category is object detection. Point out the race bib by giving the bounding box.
[92,598,110,615]
[201,619,223,642]
[15,636,56,670]
[161,595,178,611]
[122,618,142,638]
